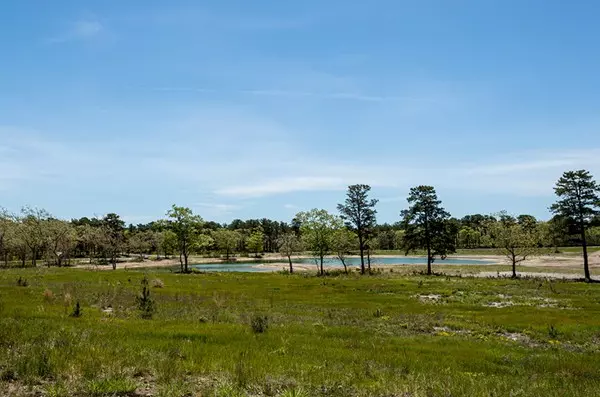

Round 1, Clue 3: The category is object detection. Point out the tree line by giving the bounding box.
[1,170,599,279]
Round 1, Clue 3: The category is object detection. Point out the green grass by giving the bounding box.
[1,267,600,396]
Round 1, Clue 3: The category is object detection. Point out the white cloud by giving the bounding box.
[195,202,241,216]
[215,176,347,198]
[46,19,104,43]
[154,87,437,103]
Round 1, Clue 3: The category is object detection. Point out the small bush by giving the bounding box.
[16,276,29,287]
[70,300,82,318]
[373,308,383,318]
[548,324,559,339]
[152,278,165,288]
[43,289,54,302]
[137,275,155,319]
[251,315,269,334]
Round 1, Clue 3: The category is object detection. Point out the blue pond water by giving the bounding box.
[192,257,495,272]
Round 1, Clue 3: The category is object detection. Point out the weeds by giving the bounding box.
[250,314,269,334]
[16,276,28,287]
[137,275,155,319]
[70,300,82,317]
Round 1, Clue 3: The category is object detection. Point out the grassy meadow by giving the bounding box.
[1,267,600,396]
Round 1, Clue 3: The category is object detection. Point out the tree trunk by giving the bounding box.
[184,253,189,273]
[581,222,591,282]
[341,258,348,274]
[320,255,324,276]
[512,254,517,278]
[358,235,365,275]
[425,218,432,275]
[288,255,294,273]
[367,250,371,273]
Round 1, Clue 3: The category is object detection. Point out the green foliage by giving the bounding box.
[212,229,242,260]
[490,211,541,277]
[16,276,28,287]
[166,205,204,272]
[277,232,302,273]
[86,377,138,396]
[338,184,379,274]
[401,186,456,274]
[136,275,155,319]
[70,300,82,318]
[250,314,269,334]
[245,230,265,256]
[551,170,600,280]
[296,209,343,275]
[551,170,600,225]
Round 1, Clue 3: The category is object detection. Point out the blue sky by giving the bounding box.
[1,0,599,224]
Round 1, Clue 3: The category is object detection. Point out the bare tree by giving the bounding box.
[19,207,51,267]
[46,219,77,267]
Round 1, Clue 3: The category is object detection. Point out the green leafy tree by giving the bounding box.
[550,170,600,281]
[296,209,343,275]
[100,213,125,270]
[332,228,358,274]
[161,230,178,258]
[192,233,214,256]
[400,186,455,275]
[212,229,242,260]
[337,184,378,274]
[246,229,265,257]
[166,205,204,273]
[490,212,540,278]
[277,232,302,273]
[458,226,481,249]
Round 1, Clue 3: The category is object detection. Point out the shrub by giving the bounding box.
[16,276,29,287]
[70,300,82,318]
[152,278,165,288]
[137,275,155,319]
[43,289,54,302]
[548,324,559,339]
[251,315,269,334]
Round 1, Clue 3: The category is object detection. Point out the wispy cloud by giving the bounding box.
[153,87,436,103]
[215,177,347,198]
[195,202,242,217]
[46,19,104,43]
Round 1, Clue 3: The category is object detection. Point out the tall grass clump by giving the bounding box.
[137,275,155,319]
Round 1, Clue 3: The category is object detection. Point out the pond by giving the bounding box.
[192,256,496,272]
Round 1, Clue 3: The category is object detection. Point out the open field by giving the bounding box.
[1,266,600,396]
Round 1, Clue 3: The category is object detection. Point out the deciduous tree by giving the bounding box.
[212,229,241,260]
[166,205,204,273]
[296,209,343,275]
[332,228,357,274]
[277,232,302,273]
[490,212,540,278]
[246,229,265,257]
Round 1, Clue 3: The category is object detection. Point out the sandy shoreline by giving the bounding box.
[75,251,600,279]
